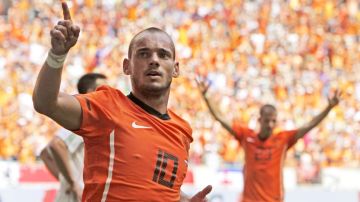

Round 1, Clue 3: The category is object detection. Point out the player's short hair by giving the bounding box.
[77,73,107,94]
[260,104,277,116]
[128,27,176,59]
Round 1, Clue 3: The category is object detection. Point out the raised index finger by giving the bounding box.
[62,1,72,21]
[197,185,212,198]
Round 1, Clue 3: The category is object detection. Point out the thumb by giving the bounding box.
[194,185,212,198]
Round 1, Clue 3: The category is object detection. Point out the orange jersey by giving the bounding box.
[73,85,192,202]
[232,123,298,202]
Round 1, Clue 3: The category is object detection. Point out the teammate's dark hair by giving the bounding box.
[260,104,276,116]
[77,73,107,94]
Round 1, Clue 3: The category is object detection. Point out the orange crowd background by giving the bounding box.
[0,0,359,170]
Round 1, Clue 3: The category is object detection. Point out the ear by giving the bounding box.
[172,62,179,78]
[123,58,131,75]
[86,87,96,93]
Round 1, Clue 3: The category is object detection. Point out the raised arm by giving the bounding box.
[33,2,82,130]
[295,90,342,140]
[196,77,237,137]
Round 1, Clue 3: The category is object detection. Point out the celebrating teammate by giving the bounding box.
[197,77,341,202]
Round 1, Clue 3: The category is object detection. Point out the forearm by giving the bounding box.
[203,95,235,135]
[40,147,60,180]
[50,140,75,186]
[306,105,332,128]
[203,95,221,121]
[33,60,64,115]
[296,104,332,139]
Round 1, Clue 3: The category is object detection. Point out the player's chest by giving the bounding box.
[111,112,190,156]
[244,136,286,161]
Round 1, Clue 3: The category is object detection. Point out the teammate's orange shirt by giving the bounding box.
[73,85,192,202]
[232,122,298,202]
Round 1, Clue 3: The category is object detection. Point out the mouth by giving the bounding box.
[146,71,162,78]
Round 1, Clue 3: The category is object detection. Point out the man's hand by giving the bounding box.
[195,76,211,97]
[66,182,82,202]
[328,89,342,108]
[189,185,212,202]
[50,1,80,55]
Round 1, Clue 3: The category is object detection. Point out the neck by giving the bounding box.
[258,130,270,141]
[131,90,170,114]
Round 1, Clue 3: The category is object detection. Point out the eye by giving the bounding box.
[158,50,171,59]
[138,51,150,58]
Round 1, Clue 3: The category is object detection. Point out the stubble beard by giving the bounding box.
[133,78,172,98]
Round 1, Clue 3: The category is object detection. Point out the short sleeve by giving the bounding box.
[282,130,298,149]
[71,85,117,137]
[56,128,72,140]
[232,120,246,142]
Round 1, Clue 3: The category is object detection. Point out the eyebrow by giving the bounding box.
[136,48,151,52]
[136,48,173,56]
[158,48,172,57]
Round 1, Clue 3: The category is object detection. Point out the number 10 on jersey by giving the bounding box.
[152,150,179,188]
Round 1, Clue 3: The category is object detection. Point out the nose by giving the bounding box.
[149,53,159,68]
[269,121,275,129]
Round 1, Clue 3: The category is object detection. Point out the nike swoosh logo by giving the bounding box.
[132,121,152,129]
[246,137,255,143]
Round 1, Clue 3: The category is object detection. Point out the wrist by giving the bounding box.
[46,50,67,69]
[202,92,208,98]
[326,104,333,111]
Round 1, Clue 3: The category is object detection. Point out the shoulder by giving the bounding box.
[231,119,252,132]
[95,85,125,98]
[242,127,256,138]
[277,129,297,136]
[275,129,298,140]
[275,129,299,148]
[233,122,253,136]
[75,85,128,106]
[56,128,73,141]
[168,110,193,139]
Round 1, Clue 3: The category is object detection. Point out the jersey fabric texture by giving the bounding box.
[73,85,192,202]
[232,122,298,202]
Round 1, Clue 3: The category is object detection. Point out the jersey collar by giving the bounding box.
[127,92,171,120]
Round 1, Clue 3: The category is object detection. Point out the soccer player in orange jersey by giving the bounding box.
[197,78,341,202]
[33,2,211,201]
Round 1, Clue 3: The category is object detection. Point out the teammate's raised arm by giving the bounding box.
[196,76,237,137]
[295,89,342,140]
[33,1,82,130]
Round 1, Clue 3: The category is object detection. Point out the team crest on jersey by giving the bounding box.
[255,147,272,161]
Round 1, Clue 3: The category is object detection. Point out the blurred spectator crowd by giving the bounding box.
[0,0,359,170]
